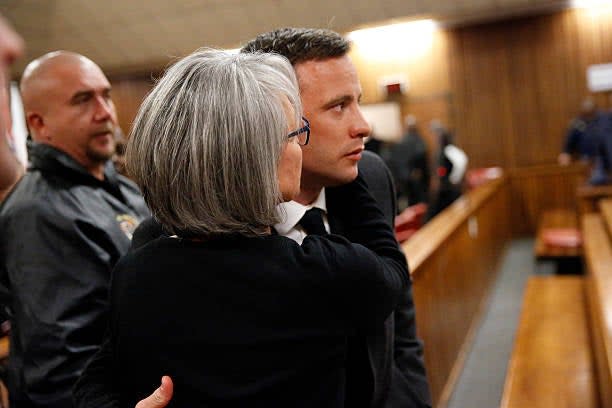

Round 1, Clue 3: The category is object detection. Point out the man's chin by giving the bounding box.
[323,169,359,188]
[87,148,115,164]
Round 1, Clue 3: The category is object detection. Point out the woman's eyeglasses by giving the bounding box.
[287,117,310,146]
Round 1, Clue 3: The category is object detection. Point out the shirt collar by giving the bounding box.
[274,189,327,236]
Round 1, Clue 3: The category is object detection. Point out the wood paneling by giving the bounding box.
[450,9,612,168]
[509,163,588,234]
[403,177,512,407]
[350,30,453,158]
[110,76,155,136]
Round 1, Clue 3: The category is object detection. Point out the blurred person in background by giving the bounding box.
[388,114,430,208]
[558,97,605,166]
[427,120,467,219]
[0,14,25,201]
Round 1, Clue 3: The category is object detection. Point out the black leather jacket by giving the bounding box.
[0,143,149,408]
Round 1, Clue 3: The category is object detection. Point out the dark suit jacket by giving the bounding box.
[348,151,431,408]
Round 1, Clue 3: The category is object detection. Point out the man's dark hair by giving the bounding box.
[241,28,350,65]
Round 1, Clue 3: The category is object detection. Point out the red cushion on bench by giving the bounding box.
[541,228,582,247]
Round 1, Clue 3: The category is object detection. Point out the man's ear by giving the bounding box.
[25,112,47,141]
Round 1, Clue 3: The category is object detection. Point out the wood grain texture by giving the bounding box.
[578,185,612,215]
[109,76,155,136]
[500,276,597,408]
[600,199,612,235]
[403,177,512,407]
[583,213,612,408]
[449,9,612,169]
[509,163,588,234]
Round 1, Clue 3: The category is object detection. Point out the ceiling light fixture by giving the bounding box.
[348,20,438,60]
[571,0,612,8]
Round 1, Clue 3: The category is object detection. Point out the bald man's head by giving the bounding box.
[20,51,118,178]
[21,51,100,114]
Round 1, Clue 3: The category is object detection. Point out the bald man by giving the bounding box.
[0,51,149,408]
[0,14,25,200]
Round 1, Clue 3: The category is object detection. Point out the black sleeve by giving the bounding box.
[389,291,432,407]
[308,173,409,328]
[332,163,433,407]
[563,124,580,154]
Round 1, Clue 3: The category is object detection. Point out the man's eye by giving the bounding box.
[331,103,344,112]
[74,95,90,104]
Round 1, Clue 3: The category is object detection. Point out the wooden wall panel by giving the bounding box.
[509,163,588,234]
[110,76,155,136]
[449,9,612,169]
[350,30,453,157]
[448,23,516,168]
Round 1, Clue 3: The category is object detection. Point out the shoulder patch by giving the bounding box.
[116,214,139,240]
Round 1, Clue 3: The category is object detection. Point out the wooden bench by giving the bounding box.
[500,276,597,407]
[534,208,582,273]
[599,198,612,231]
[584,207,612,407]
[577,184,612,215]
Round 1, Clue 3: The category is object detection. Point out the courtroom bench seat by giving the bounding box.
[500,276,597,408]
[534,208,582,274]
[583,211,612,407]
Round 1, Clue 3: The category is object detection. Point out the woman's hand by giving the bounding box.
[135,376,174,408]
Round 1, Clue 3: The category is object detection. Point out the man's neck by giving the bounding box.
[42,142,107,181]
[293,185,323,205]
[89,165,105,181]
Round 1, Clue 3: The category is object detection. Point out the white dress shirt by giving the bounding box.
[274,189,330,244]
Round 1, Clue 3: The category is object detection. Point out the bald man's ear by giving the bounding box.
[25,112,48,142]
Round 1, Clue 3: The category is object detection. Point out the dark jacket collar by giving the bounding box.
[29,143,124,200]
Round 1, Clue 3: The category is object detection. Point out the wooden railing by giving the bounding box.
[403,176,512,408]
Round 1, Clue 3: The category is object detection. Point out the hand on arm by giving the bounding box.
[135,376,173,408]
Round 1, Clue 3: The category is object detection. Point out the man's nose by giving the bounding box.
[94,96,115,121]
[351,107,371,139]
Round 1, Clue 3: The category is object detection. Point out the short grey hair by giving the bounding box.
[126,48,302,237]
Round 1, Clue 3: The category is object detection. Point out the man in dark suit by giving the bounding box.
[244,28,430,407]
[123,28,431,408]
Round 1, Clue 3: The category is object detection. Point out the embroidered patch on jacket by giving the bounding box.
[116,214,139,240]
